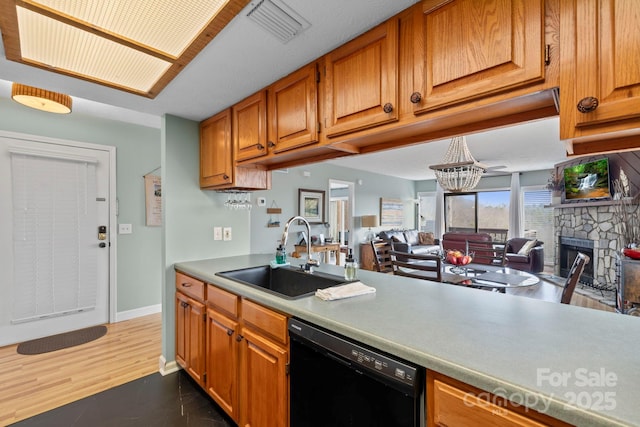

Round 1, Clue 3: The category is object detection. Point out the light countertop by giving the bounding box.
[175,254,640,427]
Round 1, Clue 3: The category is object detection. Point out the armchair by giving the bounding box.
[505,238,544,274]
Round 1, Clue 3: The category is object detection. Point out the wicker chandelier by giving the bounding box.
[429,136,487,192]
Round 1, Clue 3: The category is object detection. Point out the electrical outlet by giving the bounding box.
[223,227,232,241]
[214,227,222,240]
[118,223,132,234]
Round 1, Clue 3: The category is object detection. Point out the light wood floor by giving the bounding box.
[506,277,615,312]
[0,313,161,426]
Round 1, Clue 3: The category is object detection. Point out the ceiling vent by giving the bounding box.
[247,0,310,43]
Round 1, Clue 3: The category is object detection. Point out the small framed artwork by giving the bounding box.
[298,188,325,224]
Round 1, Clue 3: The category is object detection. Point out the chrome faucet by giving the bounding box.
[281,216,319,272]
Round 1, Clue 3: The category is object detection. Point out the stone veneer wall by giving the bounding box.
[554,204,640,287]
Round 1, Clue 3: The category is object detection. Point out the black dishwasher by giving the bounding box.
[288,318,424,427]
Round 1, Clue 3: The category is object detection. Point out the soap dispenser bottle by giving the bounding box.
[344,249,358,281]
[276,245,287,264]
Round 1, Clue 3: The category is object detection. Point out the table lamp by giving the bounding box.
[361,215,378,241]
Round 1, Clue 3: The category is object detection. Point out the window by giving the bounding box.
[445,191,510,241]
[417,192,436,233]
[522,188,554,264]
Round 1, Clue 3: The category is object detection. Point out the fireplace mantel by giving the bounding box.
[548,200,616,208]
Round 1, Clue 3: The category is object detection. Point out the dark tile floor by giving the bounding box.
[10,370,234,427]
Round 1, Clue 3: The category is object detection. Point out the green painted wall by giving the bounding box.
[0,99,162,314]
[249,163,417,256]
[161,114,251,360]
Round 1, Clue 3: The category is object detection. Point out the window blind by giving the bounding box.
[523,189,554,264]
[10,152,98,323]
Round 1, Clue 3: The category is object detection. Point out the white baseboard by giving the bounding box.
[158,355,181,376]
[115,304,162,322]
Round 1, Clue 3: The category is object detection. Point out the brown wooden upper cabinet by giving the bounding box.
[323,19,399,138]
[200,109,233,188]
[411,0,545,114]
[559,0,640,144]
[200,107,271,190]
[234,91,268,162]
[268,62,320,153]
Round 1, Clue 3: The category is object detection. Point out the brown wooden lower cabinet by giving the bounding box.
[175,287,206,387]
[239,327,289,427]
[176,271,289,427]
[427,371,572,427]
[360,241,385,271]
[206,307,240,422]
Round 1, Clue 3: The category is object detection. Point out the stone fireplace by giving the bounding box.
[554,204,628,290]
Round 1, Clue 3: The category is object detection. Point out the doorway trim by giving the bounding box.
[0,130,117,322]
[328,179,355,250]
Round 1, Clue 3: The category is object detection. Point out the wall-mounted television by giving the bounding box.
[563,158,612,201]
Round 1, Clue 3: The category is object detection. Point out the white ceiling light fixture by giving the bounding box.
[0,0,250,97]
[11,82,72,114]
[429,136,487,192]
[247,0,310,44]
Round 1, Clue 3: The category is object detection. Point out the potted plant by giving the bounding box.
[546,171,564,205]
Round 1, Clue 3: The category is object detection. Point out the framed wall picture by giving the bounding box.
[380,197,403,227]
[144,173,162,226]
[299,188,325,224]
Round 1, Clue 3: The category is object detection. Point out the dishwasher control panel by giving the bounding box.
[289,318,418,388]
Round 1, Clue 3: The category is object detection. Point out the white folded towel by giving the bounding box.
[315,281,376,301]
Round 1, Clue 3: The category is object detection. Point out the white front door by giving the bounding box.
[0,133,113,346]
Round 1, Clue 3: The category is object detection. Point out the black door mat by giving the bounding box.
[17,325,108,355]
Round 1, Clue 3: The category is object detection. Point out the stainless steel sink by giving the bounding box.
[216,265,347,299]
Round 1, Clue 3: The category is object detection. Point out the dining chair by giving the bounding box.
[465,240,508,267]
[560,252,591,304]
[389,250,442,282]
[370,241,393,273]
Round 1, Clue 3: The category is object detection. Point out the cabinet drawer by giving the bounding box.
[241,299,288,345]
[432,379,546,427]
[427,371,571,427]
[175,271,205,302]
[207,284,239,319]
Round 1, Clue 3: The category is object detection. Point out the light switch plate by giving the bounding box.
[257,197,266,206]
[214,227,222,240]
[223,227,232,241]
[118,223,132,234]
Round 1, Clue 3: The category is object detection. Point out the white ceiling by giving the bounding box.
[0,0,569,180]
[326,117,566,181]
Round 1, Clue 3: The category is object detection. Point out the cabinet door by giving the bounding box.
[239,328,288,427]
[268,63,319,153]
[206,308,239,422]
[200,109,233,188]
[560,0,640,139]
[175,292,189,368]
[186,298,206,385]
[234,91,268,162]
[175,291,206,385]
[323,19,399,137]
[413,0,544,114]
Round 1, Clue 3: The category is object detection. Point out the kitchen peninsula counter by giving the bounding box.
[175,254,640,427]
